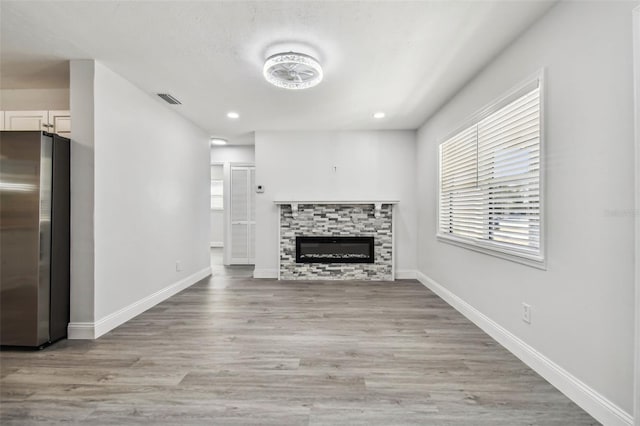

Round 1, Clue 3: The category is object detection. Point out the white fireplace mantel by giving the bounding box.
[273,200,399,218]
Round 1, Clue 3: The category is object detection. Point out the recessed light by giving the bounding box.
[373,112,385,119]
[210,138,227,146]
[227,111,239,119]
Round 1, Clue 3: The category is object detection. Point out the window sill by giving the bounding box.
[436,234,546,270]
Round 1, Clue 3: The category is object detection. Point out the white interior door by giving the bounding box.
[229,166,255,264]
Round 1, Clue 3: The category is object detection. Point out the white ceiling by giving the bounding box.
[1,1,555,144]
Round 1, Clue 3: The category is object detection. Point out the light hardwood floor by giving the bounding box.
[1,254,597,425]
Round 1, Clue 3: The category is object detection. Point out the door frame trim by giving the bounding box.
[633,5,640,425]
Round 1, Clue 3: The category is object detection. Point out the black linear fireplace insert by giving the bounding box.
[296,236,375,264]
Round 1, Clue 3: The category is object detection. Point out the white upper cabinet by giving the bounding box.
[4,110,49,131]
[48,110,71,136]
[2,110,71,136]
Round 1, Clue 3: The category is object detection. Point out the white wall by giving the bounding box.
[210,144,255,164]
[254,130,417,278]
[0,88,70,110]
[68,60,211,336]
[416,1,636,422]
[92,62,211,321]
[69,61,95,324]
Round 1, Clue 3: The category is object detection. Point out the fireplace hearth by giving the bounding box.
[296,236,374,264]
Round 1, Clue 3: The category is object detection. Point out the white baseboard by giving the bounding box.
[253,268,278,279]
[66,322,95,340]
[68,266,212,340]
[210,242,223,247]
[416,271,633,426]
[395,269,417,280]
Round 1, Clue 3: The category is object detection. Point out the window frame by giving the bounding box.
[436,70,546,269]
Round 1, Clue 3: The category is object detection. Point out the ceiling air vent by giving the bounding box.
[157,93,181,105]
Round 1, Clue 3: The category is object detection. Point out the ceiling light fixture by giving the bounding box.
[227,111,239,119]
[263,52,323,90]
[210,138,227,146]
[373,112,386,119]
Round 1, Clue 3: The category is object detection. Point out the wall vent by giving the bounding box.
[157,93,181,105]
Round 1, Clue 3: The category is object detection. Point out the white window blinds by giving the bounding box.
[438,80,542,262]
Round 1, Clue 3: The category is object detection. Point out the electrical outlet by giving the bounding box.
[522,303,531,324]
[176,260,182,272]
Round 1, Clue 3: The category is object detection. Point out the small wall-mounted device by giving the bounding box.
[256,184,265,193]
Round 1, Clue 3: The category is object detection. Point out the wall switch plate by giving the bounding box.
[176,260,182,272]
[522,303,531,324]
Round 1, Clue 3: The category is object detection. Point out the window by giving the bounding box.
[438,77,543,265]
[211,164,224,210]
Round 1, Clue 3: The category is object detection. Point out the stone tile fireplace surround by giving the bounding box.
[275,201,397,280]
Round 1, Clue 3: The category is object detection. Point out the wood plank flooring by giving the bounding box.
[1,260,597,425]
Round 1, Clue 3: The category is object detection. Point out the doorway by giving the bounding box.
[209,162,254,278]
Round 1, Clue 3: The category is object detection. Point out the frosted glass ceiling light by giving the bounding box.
[210,138,227,146]
[263,52,323,90]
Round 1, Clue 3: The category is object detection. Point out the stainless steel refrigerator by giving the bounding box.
[0,131,70,348]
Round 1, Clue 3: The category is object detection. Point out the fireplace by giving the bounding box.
[277,202,395,280]
[296,236,375,264]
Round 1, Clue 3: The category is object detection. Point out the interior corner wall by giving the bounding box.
[91,62,211,324]
[416,0,636,421]
[254,130,417,278]
[0,88,70,110]
[69,60,96,325]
